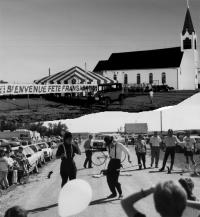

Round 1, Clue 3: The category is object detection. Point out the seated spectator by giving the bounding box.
[4,206,28,217]
[179,178,197,201]
[0,150,9,189]
[121,180,200,217]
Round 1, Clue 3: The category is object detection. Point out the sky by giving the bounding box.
[44,92,200,133]
[0,0,200,83]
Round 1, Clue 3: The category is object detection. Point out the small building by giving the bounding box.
[124,123,148,135]
[93,6,199,90]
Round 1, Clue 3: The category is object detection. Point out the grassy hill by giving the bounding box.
[0,90,198,123]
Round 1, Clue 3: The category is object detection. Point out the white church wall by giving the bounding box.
[103,68,178,89]
[179,50,198,90]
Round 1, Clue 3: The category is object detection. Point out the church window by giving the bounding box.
[137,74,141,84]
[124,74,128,84]
[183,38,192,49]
[149,73,153,84]
[195,39,197,49]
[64,80,68,84]
[162,72,166,84]
[113,74,117,81]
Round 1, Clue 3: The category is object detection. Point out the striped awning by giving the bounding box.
[35,66,115,85]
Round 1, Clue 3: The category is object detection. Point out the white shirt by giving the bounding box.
[108,142,131,160]
[183,137,196,151]
[150,136,162,147]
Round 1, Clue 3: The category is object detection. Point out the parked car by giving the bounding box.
[94,83,125,106]
[12,146,39,173]
[35,142,53,161]
[29,144,45,167]
[92,134,106,151]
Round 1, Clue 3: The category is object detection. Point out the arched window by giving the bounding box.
[113,74,117,81]
[137,74,141,84]
[149,73,153,84]
[183,38,192,49]
[162,72,166,84]
[195,39,197,50]
[124,74,128,84]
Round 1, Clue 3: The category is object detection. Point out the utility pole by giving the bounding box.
[160,111,163,135]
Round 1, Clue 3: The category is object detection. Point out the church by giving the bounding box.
[93,6,199,90]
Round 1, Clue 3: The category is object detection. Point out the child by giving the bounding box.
[135,135,147,170]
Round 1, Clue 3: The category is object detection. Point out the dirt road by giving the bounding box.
[1,146,200,217]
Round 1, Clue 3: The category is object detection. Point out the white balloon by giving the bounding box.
[58,179,93,217]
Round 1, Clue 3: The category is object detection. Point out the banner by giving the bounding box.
[0,84,98,96]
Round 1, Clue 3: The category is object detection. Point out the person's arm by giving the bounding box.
[121,187,155,217]
[118,143,131,162]
[56,145,64,159]
[187,200,200,210]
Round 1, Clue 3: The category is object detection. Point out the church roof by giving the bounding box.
[93,47,184,72]
[182,7,195,35]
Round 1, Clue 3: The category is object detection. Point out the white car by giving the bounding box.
[29,144,45,167]
[12,146,39,173]
[35,142,53,161]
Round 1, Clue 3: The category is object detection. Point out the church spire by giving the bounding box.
[182,2,195,35]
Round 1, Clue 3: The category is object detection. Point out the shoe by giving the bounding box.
[118,194,123,199]
[168,170,171,174]
[83,165,87,168]
[159,168,164,172]
[155,165,158,168]
[88,166,93,168]
[107,194,117,199]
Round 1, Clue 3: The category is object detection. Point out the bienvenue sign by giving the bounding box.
[0,84,98,96]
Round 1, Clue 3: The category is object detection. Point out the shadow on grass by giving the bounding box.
[28,203,58,213]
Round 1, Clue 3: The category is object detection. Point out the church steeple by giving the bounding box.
[182,6,195,35]
[181,2,197,51]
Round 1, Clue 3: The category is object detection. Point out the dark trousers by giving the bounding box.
[84,150,92,168]
[161,147,176,171]
[185,151,195,165]
[60,160,77,188]
[7,170,13,186]
[107,159,122,195]
[151,147,160,167]
[136,153,146,169]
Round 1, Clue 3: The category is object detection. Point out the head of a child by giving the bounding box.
[154,180,187,217]
[0,150,5,158]
[4,206,27,217]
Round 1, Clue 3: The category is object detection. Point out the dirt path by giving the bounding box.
[1,146,200,217]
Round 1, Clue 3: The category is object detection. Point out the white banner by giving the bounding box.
[0,84,98,96]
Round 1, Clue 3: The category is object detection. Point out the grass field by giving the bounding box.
[0,90,198,123]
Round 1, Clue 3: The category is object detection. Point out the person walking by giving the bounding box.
[135,135,147,170]
[159,129,182,174]
[150,132,162,168]
[56,131,81,188]
[104,136,132,199]
[83,135,93,168]
[183,131,196,170]
[149,84,154,104]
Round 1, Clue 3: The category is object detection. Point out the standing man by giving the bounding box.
[183,131,196,169]
[125,134,129,147]
[150,132,162,168]
[104,136,132,199]
[159,129,181,174]
[56,131,81,188]
[83,135,93,168]
[135,135,147,170]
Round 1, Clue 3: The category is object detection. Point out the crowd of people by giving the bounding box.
[0,146,29,189]
[2,129,200,217]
